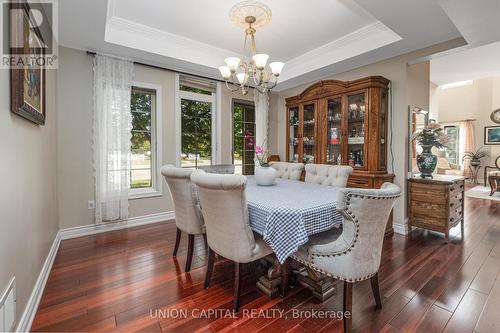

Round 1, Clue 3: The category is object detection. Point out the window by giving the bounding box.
[444,125,460,165]
[232,100,255,175]
[178,76,218,168]
[129,84,162,198]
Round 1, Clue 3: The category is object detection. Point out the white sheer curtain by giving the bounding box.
[254,90,269,148]
[93,55,134,223]
[459,120,475,176]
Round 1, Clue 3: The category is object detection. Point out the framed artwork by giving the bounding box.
[10,1,46,125]
[484,126,500,145]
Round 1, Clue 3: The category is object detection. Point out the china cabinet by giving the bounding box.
[286,76,394,189]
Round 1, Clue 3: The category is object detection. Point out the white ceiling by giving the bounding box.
[431,41,500,86]
[110,0,378,62]
[57,0,500,91]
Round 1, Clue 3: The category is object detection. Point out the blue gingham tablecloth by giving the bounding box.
[245,177,343,263]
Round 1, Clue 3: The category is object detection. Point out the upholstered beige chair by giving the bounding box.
[436,151,463,176]
[198,164,235,174]
[191,170,273,312]
[304,164,353,187]
[270,161,304,180]
[161,165,205,272]
[291,183,400,333]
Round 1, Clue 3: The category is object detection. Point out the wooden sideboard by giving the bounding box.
[408,175,466,242]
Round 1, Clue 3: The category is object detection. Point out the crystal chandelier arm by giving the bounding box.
[265,74,279,90]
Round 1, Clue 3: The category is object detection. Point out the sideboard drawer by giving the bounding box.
[408,175,466,242]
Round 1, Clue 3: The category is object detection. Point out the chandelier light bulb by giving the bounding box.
[269,62,284,76]
[218,66,232,79]
[252,54,269,70]
[224,57,241,72]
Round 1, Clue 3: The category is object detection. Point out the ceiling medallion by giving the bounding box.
[218,1,284,95]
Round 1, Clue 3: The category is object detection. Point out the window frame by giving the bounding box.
[175,74,220,167]
[231,98,256,175]
[129,82,163,200]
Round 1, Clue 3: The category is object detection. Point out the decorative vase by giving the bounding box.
[470,160,481,168]
[255,165,277,186]
[417,145,437,178]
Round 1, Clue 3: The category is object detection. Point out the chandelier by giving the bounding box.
[218,1,284,95]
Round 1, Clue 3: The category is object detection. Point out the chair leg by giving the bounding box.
[173,228,182,257]
[185,234,195,272]
[370,273,382,310]
[204,247,216,289]
[280,258,290,297]
[202,233,208,249]
[343,281,353,333]
[233,262,242,312]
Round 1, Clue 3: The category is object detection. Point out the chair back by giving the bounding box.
[270,162,304,180]
[198,164,235,174]
[161,165,204,235]
[305,164,353,187]
[191,171,258,262]
[308,183,400,281]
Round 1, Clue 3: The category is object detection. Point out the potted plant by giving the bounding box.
[244,131,277,186]
[411,123,448,178]
[463,147,488,168]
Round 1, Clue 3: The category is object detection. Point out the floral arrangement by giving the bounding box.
[244,129,270,167]
[411,122,448,149]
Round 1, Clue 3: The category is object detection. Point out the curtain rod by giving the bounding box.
[86,51,226,84]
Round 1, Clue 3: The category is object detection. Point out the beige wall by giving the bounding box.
[0,64,58,326]
[57,47,254,228]
[438,77,500,170]
[269,40,462,232]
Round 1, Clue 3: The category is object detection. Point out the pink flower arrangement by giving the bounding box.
[244,131,270,167]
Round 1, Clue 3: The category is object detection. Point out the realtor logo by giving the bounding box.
[1,0,58,69]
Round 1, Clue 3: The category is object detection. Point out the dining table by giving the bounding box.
[244,176,344,299]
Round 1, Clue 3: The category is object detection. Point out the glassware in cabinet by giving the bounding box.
[302,103,316,164]
[288,107,299,162]
[347,93,366,168]
[326,98,342,165]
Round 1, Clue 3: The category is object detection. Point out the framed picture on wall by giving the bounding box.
[484,126,500,145]
[9,1,46,125]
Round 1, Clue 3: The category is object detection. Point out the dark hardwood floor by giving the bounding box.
[32,194,500,332]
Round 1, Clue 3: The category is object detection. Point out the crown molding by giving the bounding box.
[278,21,401,83]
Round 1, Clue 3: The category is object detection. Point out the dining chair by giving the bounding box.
[304,164,353,187]
[198,164,235,174]
[190,170,273,312]
[161,165,206,272]
[291,183,400,333]
[270,161,304,181]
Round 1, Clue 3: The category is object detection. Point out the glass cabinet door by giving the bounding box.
[326,98,342,164]
[288,107,299,162]
[302,103,316,164]
[347,93,366,168]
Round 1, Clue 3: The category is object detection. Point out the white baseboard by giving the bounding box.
[393,220,409,235]
[15,211,174,332]
[59,211,175,240]
[16,232,61,332]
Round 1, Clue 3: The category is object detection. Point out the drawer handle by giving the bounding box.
[450,203,455,207]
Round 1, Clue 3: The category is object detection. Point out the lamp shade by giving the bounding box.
[218,66,231,79]
[269,62,285,76]
[224,57,241,72]
[236,72,249,84]
[252,54,269,69]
